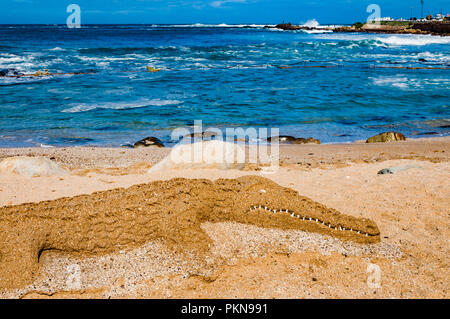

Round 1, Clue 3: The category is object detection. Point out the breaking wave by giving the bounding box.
[375,35,450,46]
[302,19,320,28]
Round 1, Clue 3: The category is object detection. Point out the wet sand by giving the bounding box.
[0,137,449,298]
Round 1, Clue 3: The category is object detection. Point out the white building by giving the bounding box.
[373,17,394,21]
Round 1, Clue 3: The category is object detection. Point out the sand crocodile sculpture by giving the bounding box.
[0,176,380,289]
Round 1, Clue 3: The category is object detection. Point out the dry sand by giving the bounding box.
[0,137,449,298]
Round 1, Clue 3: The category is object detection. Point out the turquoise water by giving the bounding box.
[0,24,449,147]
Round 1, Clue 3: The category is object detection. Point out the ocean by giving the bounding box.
[0,24,449,147]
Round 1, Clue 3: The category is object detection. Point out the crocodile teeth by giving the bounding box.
[273,210,276,213]
[302,217,305,221]
[366,233,368,237]
[316,219,318,222]
[309,218,312,221]
[296,215,300,218]
[357,231,360,234]
[291,213,294,217]
[335,227,337,230]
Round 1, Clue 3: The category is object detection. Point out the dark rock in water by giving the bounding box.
[418,58,428,62]
[335,134,352,137]
[266,136,296,143]
[411,131,438,136]
[267,136,321,144]
[439,125,450,129]
[0,68,23,77]
[275,23,301,31]
[422,132,438,135]
[378,168,394,175]
[293,137,321,144]
[184,131,221,140]
[134,137,164,148]
[366,132,406,143]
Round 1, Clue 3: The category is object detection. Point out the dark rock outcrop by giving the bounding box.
[275,23,301,31]
[184,131,221,141]
[378,168,394,175]
[266,136,321,144]
[412,22,450,35]
[134,137,164,148]
[0,68,23,77]
[334,22,449,36]
[266,136,297,143]
[366,132,406,143]
[293,137,321,145]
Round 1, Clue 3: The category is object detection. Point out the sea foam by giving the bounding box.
[62,99,183,113]
[375,35,450,46]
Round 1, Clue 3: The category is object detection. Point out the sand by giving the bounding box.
[0,137,449,298]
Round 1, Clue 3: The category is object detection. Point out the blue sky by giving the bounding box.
[1,0,449,24]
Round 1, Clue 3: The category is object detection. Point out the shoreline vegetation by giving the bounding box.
[270,21,450,36]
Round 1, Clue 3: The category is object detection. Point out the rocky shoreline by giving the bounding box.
[270,21,450,36]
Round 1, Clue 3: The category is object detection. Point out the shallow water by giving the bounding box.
[0,24,449,147]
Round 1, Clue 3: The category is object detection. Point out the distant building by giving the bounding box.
[378,13,450,23]
[373,17,393,22]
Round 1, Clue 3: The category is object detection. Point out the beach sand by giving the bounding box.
[0,137,448,298]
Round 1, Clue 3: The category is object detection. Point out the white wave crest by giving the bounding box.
[302,19,320,28]
[371,76,408,89]
[376,35,450,46]
[303,29,333,34]
[62,99,183,113]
